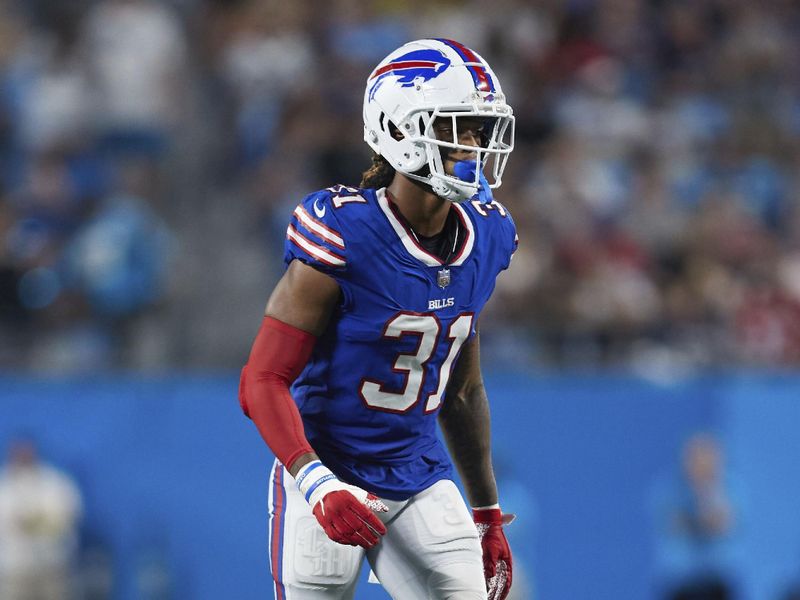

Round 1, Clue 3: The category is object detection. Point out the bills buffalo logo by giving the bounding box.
[368,49,451,100]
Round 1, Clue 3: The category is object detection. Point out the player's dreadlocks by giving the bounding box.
[360,153,395,189]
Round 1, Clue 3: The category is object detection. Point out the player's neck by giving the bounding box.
[386,175,450,237]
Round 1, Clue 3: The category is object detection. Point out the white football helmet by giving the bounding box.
[363,38,514,202]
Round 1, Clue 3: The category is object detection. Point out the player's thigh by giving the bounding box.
[367,479,485,600]
[268,461,364,600]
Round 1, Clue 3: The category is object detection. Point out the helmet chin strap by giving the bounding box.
[395,165,477,203]
[422,148,480,203]
[430,176,477,203]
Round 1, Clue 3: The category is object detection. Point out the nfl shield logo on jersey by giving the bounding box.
[437,268,451,289]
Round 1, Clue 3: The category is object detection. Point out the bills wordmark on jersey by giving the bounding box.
[429,297,455,310]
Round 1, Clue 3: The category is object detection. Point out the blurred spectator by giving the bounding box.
[83,0,188,157]
[1,2,89,156]
[209,1,315,169]
[650,433,746,600]
[0,145,173,371]
[62,160,173,320]
[0,436,83,600]
[325,0,411,64]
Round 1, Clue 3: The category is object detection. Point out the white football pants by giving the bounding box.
[267,460,486,599]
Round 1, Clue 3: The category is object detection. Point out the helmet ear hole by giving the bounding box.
[388,121,403,141]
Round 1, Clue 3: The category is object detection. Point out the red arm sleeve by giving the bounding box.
[239,316,316,469]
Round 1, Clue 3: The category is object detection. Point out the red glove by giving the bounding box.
[295,460,389,548]
[473,506,514,600]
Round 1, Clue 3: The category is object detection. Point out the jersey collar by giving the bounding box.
[376,188,475,267]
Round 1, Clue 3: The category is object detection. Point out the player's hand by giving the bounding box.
[453,160,494,204]
[295,460,388,548]
[473,506,515,600]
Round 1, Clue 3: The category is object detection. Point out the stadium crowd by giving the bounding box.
[2,0,800,372]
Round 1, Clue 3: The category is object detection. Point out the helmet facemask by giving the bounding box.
[377,102,514,203]
[421,107,514,202]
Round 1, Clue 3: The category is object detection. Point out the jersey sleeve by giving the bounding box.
[283,190,348,276]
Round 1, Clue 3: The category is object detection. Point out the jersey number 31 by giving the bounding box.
[359,313,473,414]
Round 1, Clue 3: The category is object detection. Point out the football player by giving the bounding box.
[240,38,517,599]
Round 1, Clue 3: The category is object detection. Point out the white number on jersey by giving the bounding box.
[326,184,367,209]
[359,313,474,413]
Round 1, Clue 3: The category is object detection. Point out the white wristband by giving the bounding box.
[295,460,340,507]
[472,503,501,511]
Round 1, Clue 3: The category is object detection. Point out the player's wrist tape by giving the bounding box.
[295,460,340,506]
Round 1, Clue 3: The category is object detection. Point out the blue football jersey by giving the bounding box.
[283,184,517,501]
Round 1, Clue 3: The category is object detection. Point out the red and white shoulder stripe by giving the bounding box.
[286,202,346,268]
[292,206,345,250]
[286,225,345,268]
